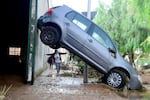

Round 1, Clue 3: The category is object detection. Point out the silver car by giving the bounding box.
[37,5,142,90]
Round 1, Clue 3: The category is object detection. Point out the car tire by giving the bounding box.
[40,26,60,45]
[105,70,126,89]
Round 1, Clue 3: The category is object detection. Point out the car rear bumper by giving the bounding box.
[37,18,44,29]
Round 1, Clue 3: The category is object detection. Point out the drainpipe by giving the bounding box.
[87,0,91,19]
[26,0,38,85]
[83,0,91,83]
[31,0,38,85]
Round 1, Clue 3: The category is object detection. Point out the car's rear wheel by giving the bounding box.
[40,26,60,45]
[105,70,126,89]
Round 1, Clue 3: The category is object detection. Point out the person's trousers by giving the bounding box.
[55,62,61,74]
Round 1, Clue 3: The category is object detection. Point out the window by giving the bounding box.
[92,26,115,50]
[66,11,76,21]
[92,32,106,47]
[9,47,21,56]
[72,14,91,32]
[66,11,92,32]
[73,19,87,30]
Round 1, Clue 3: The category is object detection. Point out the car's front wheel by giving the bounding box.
[40,26,60,45]
[105,70,126,89]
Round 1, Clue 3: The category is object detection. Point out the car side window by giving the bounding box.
[91,26,116,50]
[92,32,107,47]
[72,14,91,32]
[66,11,91,32]
[66,11,76,21]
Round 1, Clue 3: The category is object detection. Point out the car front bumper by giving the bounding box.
[129,74,143,90]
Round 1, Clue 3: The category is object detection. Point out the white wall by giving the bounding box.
[34,0,51,75]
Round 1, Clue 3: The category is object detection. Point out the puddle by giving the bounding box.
[48,87,80,94]
[37,72,150,100]
[57,77,83,86]
[2,69,150,100]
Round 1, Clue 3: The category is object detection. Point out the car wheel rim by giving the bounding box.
[107,72,122,88]
[41,26,55,44]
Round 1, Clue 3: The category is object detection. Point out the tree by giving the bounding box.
[140,36,150,53]
[129,0,150,53]
[93,0,149,66]
[129,0,150,28]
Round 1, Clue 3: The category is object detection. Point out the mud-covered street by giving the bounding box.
[1,68,150,100]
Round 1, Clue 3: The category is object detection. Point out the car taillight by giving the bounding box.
[47,8,53,15]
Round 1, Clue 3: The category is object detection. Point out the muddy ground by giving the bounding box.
[0,68,150,100]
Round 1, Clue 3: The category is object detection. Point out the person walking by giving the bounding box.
[52,49,67,75]
[47,55,54,69]
[46,49,67,75]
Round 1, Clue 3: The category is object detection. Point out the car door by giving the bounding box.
[84,24,116,70]
[64,11,92,53]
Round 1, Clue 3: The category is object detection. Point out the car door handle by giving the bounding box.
[65,22,70,26]
[88,39,93,43]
